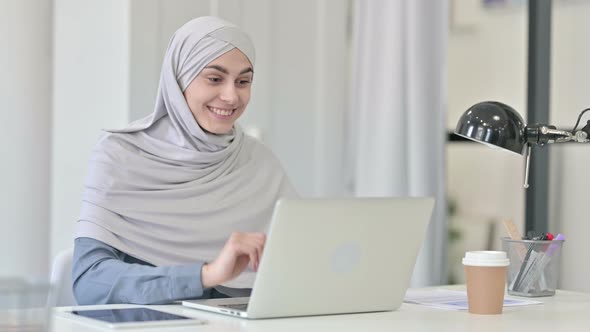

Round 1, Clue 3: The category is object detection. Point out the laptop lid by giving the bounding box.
[243,197,435,319]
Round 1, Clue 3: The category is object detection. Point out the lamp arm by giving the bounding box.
[526,124,589,145]
[540,126,575,143]
[521,125,587,189]
[538,109,590,144]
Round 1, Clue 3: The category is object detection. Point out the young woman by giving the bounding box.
[72,16,297,305]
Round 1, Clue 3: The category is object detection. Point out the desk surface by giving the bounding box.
[51,287,590,332]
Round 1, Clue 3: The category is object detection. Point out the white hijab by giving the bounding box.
[75,16,297,288]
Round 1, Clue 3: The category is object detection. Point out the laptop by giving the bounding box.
[182,197,435,319]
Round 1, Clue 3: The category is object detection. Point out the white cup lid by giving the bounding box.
[462,251,510,267]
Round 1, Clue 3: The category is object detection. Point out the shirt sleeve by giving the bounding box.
[72,237,207,305]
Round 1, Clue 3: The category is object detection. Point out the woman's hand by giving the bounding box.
[201,232,266,289]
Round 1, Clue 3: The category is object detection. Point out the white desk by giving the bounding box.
[51,287,590,332]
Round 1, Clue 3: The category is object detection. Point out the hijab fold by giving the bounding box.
[76,16,296,289]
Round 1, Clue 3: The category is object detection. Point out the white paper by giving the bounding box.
[404,289,543,311]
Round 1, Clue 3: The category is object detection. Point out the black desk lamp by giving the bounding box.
[455,101,590,188]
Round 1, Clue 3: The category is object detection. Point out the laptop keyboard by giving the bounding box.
[219,303,249,311]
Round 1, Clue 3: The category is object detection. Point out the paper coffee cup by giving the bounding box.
[462,251,510,314]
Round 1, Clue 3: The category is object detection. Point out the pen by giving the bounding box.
[512,241,535,291]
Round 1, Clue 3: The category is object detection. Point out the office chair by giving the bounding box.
[47,247,77,306]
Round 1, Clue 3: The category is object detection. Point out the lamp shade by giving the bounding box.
[455,101,527,155]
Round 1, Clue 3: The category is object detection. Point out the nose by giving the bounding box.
[219,82,238,105]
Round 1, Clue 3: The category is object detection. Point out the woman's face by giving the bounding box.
[184,48,253,135]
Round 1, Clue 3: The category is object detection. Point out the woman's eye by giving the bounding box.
[207,77,221,83]
[237,80,251,86]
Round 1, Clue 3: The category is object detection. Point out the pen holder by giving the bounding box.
[501,237,564,297]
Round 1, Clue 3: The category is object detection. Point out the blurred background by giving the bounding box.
[1,0,589,292]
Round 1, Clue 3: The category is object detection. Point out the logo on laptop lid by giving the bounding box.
[331,242,361,273]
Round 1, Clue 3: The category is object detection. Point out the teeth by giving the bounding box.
[209,107,234,116]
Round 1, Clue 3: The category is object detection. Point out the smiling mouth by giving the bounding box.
[208,106,236,118]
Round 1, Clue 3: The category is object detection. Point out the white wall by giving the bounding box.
[262,0,350,197]
[550,1,590,292]
[0,0,52,278]
[51,0,131,259]
[448,4,528,127]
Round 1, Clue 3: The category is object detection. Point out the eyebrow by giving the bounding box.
[203,65,253,75]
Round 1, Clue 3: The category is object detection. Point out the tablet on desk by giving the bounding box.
[58,307,205,329]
